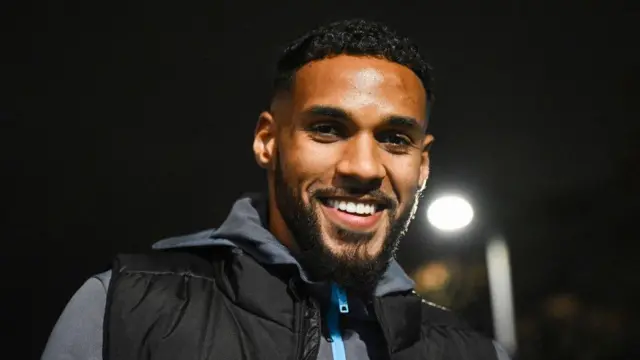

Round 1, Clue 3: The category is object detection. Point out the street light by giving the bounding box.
[426,194,475,232]
[426,194,517,356]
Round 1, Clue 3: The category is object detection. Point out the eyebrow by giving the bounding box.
[304,105,425,132]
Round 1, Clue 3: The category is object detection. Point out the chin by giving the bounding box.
[318,221,388,260]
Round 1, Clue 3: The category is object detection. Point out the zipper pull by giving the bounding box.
[332,283,349,314]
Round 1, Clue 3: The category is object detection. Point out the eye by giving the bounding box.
[378,132,412,146]
[311,124,339,135]
[307,122,345,142]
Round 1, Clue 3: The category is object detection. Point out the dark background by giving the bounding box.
[2,0,638,359]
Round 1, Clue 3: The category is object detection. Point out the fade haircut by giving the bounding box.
[272,19,434,121]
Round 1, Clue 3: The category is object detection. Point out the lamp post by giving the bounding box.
[426,194,517,356]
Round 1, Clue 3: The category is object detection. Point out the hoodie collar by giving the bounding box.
[152,193,415,296]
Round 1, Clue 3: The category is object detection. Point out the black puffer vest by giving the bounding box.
[104,247,498,360]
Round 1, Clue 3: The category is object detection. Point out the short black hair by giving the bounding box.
[273,19,434,112]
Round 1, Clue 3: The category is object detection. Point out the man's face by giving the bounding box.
[254,55,433,294]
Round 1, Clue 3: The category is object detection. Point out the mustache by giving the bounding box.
[310,187,396,211]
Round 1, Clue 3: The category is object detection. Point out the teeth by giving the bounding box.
[327,200,377,215]
[346,202,356,213]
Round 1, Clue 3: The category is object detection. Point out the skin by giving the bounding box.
[253,55,434,281]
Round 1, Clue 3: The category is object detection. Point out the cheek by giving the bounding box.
[382,154,423,200]
[283,135,341,185]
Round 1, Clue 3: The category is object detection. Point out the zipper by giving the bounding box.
[327,283,349,360]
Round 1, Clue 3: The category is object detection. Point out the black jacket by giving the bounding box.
[105,247,499,360]
[103,195,503,360]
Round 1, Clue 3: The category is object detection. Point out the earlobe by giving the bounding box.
[253,111,276,169]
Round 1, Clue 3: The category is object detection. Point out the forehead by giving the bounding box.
[290,55,427,125]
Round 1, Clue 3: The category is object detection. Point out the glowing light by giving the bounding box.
[427,195,474,231]
[415,261,450,292]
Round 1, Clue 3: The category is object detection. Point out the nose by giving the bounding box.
[335,133,386,192]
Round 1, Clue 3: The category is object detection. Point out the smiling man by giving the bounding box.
[42,19,509,360]
[262,53,433,300]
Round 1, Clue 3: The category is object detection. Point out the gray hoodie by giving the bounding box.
[42,194,509,360]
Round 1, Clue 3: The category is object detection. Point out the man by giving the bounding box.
[43,19,510,360]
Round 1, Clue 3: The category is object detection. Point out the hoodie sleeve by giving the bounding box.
[41,271,111,360]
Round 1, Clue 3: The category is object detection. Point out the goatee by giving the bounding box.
[273,156,420,297]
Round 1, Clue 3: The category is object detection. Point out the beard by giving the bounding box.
[273,156,422,297]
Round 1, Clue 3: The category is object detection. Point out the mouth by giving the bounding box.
[317,197,387,232]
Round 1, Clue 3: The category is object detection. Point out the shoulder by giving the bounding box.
[60,271,112,313]
[412,292,508,360]
[93,270,112,290]
[412,291,470,330]
[41,271,112,360]
[112,247,237,280]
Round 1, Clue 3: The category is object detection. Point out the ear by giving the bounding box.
[418,134,435,189]
[253,111,277,170]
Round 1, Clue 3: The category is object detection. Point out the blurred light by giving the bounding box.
[415,261,450,292]
[545,294,579,320]
[486,237,517,355]
[427,195,474,231]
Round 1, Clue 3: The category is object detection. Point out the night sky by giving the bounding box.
[3,1,638,359]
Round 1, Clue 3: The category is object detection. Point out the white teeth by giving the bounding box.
[327,200,377,215]
[346,202,356,213]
